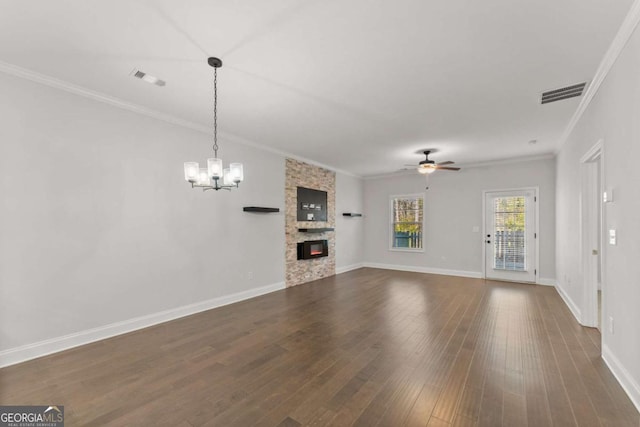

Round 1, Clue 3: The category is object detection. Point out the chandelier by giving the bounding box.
[184,57,244,191]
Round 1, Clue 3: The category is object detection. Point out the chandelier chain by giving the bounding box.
[213,66,218,157]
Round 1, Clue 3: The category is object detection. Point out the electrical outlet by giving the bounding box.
[247,271,253,280]
[609,316,614,334]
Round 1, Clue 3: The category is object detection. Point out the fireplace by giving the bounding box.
[297,239,328,260]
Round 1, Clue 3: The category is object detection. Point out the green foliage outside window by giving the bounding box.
[392,196,423,249]
[494,197,525,232]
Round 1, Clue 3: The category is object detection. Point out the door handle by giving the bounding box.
[486,240,491,244]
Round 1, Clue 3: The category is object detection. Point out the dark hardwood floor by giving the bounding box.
[1,268,638,426]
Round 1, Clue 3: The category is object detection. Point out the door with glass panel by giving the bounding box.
[484,189,536,283]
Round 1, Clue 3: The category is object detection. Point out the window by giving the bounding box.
[492,196,526,271]
[390,194,424,251]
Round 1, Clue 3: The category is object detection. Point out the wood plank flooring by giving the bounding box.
[1,268,638,426]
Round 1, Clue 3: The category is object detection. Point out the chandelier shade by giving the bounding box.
[184,162,199,182]
[198,168,211,186]
[207,158,223,179]
[230,163,244,183]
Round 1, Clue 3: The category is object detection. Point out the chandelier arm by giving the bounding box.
[202,186,233,191]
[196,180,238,191]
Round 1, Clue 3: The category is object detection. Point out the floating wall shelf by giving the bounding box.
[342,213,362,217]
[297,228,335,233]
[243,207,280,213]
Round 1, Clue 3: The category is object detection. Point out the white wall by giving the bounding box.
[363,158,556,280]
[0,70,367,366]
[556,17,640,408]
[0,72,286,361]
[335,173,364,272]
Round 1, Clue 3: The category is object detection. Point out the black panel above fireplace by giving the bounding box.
[297,187,327,222]
[297,239,329,260]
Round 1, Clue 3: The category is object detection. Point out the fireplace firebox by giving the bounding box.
[297,240,328,260]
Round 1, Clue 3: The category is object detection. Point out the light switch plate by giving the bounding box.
[609,229,616,245]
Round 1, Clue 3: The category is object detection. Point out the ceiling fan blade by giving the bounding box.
[435,166,461,171]
[437,161,455,165]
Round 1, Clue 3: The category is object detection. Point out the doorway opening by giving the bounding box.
[580,141,604,330]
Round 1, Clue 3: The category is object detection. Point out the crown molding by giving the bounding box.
[0,60,214,135]
[363,169,416,180]
[0,60,361,179]
[363,153,555,180]
[556,0,640,153]
[458,153,555,169]
[221,131,361,178]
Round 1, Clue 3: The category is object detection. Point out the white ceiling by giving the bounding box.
[0,0,633,176]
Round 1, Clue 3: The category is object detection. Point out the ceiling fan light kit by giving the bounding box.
[418,164,437,174]
[184,57,244,191]
[413,150,460,175]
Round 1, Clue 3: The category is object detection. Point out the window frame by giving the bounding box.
[389,193,425,252]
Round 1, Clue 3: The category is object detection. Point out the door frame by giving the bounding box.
[580,140,604,328]
[482,187,540,283]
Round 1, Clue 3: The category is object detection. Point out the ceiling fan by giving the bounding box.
[407,150,461,174]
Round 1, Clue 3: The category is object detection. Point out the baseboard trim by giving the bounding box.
[0,281,285,368]
[602,344,640,413]
[538,277,556,286]
[336,263,365,275]
[363,262,482,279]
[555,284,582,324]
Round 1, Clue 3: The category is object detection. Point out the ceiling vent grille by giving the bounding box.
[131,69,166,87]
[540,82,587,104]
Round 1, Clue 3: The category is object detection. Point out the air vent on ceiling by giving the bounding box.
[131,69,166,87]
[540,82,587,104]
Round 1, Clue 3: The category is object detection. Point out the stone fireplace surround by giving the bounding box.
[285,158,336,287]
